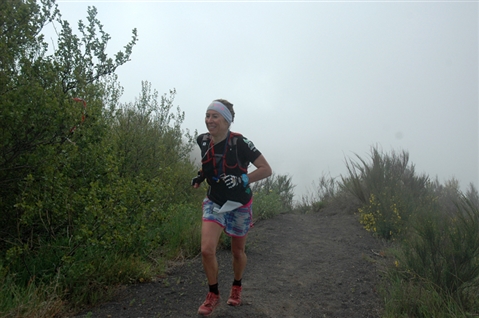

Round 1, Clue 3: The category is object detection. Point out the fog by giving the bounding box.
[54,1,478,198]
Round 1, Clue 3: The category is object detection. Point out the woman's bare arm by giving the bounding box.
[247,155,272,184]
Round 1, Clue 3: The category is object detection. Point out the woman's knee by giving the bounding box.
[231,242,246,259]
[201,244,217,258]
[231,249,246,260]
[201,221,222,258]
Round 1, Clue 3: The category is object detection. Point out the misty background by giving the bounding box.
[52,1,478,199]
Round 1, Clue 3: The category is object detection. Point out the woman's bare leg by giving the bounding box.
[201,221,223,284]
[231,235,247,281]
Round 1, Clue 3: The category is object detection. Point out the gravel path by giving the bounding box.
[73,208,386,318]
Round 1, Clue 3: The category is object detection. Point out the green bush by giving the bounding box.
[381,272,470,318]
[0,274,64,318]
[253,190,284,220]
[341,146,429,239]
[156,203,202,260]
[296,174,353,213]
[251,174,295,220]
[316,145,479,316]
[390,194,479,315]
[0,2,206,315]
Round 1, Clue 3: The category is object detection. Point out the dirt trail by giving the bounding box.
[74,208,386,318]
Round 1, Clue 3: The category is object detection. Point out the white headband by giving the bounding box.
[207,101,233,124]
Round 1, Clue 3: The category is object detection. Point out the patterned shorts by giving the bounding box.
[202,198,253,237]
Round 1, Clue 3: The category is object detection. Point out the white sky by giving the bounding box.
[53,0,478,198]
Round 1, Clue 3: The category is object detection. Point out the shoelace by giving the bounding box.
[205,293,219,307]
[230,287,241,299]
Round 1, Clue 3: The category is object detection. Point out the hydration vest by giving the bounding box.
[199,132,248,183]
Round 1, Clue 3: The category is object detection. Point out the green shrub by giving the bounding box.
[358,192,407,238]
[253,190,284,220]
[341,146,429,239]
[156,203,202,260]
[381,270,471,318]
[296,174,337,213]
[298,145,479,317]
[0,1,209,316]
[398,196,479,306]
[380,184,479,317]
[251,174,295,220]
[0,274,64,318]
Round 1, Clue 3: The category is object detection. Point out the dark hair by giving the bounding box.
[215,99,235,123]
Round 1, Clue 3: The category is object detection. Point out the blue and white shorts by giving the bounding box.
[202,198,253,237]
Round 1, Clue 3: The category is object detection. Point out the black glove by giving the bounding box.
[191,170,205,186]
[221,174,249,189]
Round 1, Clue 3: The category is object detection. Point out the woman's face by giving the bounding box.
[205,110,229,137]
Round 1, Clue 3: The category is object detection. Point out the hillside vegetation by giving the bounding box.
[1,2,477,317]
[0,2,294,316]
[298,149,479,317]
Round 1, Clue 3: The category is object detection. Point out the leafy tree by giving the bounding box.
[112,82,195,179]
[0,0,137,275]
[0,2,204,314]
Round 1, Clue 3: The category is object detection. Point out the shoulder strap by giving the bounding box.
[228,132,242,147]
[200,132,242,157]
[199,133,211,157]
[202,133,211,142]
[201,133,211,147]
